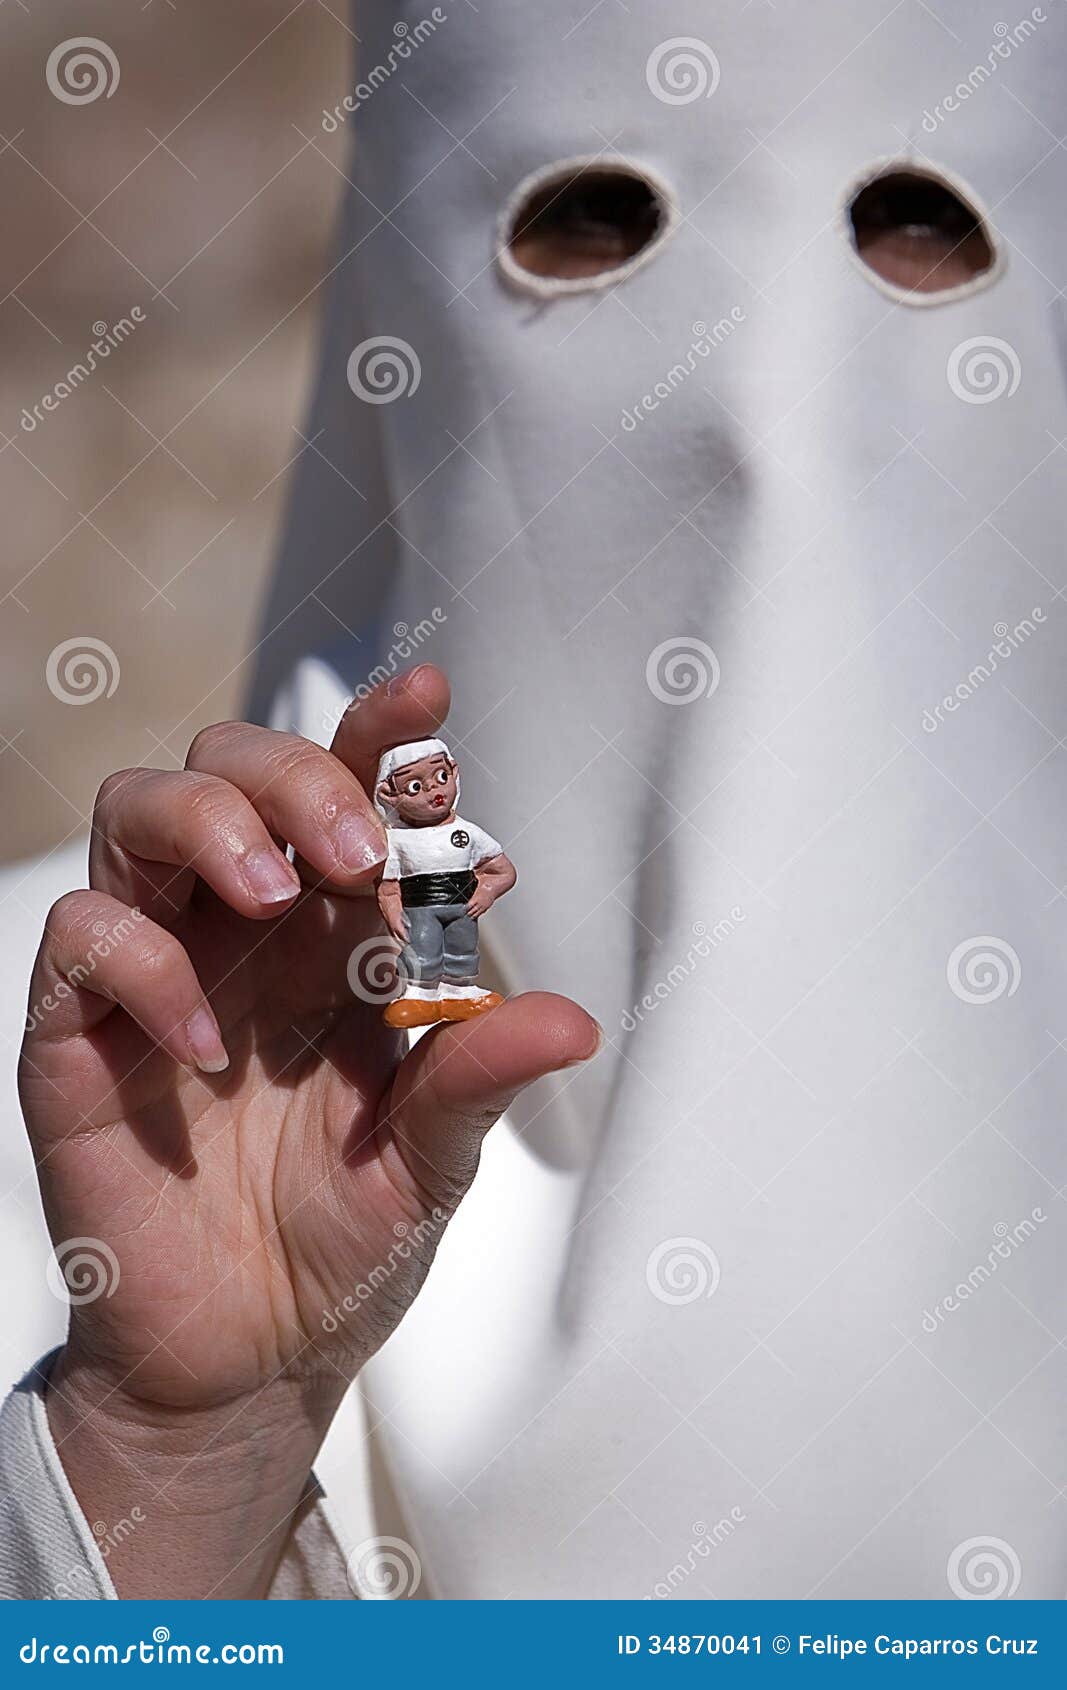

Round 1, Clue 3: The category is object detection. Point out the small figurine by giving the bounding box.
[374,737,516,1028]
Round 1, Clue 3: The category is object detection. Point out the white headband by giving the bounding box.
[374,738,455,816]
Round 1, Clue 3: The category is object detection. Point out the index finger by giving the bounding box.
[329,664,451,793]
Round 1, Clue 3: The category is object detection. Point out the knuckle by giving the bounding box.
[186,720,246,769]
[181,773,245,834]
[94,767,149,818]
[262,735,333,790]
[262,742,362,827]
[46,890,103,945]
[130,929,186,984]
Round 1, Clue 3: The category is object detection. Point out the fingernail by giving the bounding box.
[186,1007,229,1074]
[335,810,385,873]
[243,848,301,906]
[565,1020,604,1067]
[386,665,429,698]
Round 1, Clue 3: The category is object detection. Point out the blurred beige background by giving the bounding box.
[0,0,349,863]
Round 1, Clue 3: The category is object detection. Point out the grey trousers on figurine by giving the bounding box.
[400,903,480,989]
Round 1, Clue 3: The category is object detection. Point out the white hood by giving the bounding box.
[253,0,1067,1599]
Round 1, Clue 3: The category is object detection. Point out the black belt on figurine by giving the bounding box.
[400,871,477,908]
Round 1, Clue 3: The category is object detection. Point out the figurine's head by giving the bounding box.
[374,737,459,827]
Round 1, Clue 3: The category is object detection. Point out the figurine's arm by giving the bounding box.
[377,875,410,944]
[466,852,516,920]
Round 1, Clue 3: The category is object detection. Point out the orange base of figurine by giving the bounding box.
[383,992,504,1030]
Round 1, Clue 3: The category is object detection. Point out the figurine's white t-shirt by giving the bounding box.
[383,818,502,882]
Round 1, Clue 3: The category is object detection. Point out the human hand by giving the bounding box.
[19,665,598,1595]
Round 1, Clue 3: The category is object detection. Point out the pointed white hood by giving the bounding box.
[252,0,1067,1600]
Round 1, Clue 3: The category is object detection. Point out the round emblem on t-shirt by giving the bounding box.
[451,829,470,848]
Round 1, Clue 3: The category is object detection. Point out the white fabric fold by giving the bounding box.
[0,1355,354,1601]
[0,1356,114,1600]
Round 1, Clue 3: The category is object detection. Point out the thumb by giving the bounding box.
[379,992,601,1210]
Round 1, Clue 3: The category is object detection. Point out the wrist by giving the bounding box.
[47,1346,345,1599]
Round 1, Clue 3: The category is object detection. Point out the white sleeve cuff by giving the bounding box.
[0,1354,355,1600]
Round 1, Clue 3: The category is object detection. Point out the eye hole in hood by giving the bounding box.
[844,161,1003,304]
[498,156,679,298]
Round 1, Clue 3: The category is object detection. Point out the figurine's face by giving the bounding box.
[382,752,458,826]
